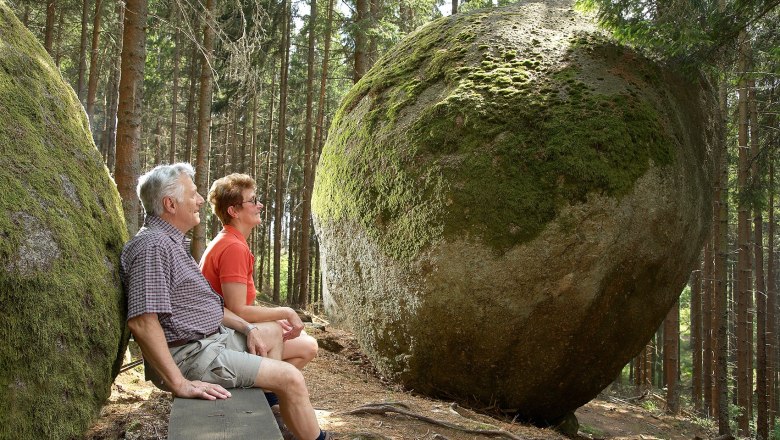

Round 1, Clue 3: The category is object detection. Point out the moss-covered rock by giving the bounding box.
[0,2,129,438]
[313,0,715,422]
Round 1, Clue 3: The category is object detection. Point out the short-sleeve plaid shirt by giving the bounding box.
[121,215,223,342]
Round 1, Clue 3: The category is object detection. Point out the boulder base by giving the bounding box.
[312,0,714,421]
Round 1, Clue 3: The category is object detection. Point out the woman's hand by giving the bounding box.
[278,308,305,340]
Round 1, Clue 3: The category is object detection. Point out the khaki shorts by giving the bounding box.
[168,326,262,389]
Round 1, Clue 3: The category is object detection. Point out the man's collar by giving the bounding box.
[144,215,185,245]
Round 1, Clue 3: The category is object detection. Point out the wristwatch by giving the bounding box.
[245,324,258,335]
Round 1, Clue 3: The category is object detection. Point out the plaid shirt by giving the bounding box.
[121,215,223,342]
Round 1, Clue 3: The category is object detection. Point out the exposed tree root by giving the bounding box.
[343,403,529,440]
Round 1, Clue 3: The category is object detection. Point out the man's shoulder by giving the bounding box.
[122,226,175,258]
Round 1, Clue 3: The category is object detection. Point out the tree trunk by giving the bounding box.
[101,0,123,173]
[227,107,236,171]
[77,0,90,100]
[240,105,248,173]
[54,2,64,66]
[153,120,163,166]
[192,0,216,261]
[353,0,368,83]
[769,163,778,432]
[714,59,731,440]
[703,238,714,416]
[736,30,752,437]
[259,73,276,295]
[170,4,180,164]
[452,0,458,14]
[768,97,778,431]
[368,0,380,67]
[274,0,291,303]
[184,24,200,163]
[750,79,768,440]
[692,259,704,413]
[251,94,258,180]
[22,4,30,27]
[313,240,321,307]
[287,191,297,304]
[399,1,413,33]
[314,0,333,167]
[44,0,56,55]
[86,0,103,126]
[250,94,259,286]
[296,0,317,309]
[664,300,680,414]
[115,0,146,235]
[644,340,653,389]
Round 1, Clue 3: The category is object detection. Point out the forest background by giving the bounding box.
[9,0,780,438]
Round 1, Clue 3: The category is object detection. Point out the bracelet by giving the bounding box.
[244,324,258,335]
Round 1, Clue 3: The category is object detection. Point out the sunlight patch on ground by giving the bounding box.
[315,409,346,430]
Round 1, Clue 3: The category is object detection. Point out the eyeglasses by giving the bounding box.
[239,195,263,206]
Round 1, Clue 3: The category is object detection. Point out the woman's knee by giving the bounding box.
[256,321,283,340]
[285,334,319,362]
[302,335,318,361]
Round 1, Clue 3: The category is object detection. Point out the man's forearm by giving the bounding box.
[128,313,187,391]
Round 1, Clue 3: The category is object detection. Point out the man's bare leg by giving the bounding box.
[255,359,320,440]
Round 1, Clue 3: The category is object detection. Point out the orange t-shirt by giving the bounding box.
[199,225,256,305]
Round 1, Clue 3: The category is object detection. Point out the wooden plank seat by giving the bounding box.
[168,388,282,440]
[143,359,282,439]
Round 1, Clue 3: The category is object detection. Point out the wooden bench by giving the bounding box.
[168,388,283,440]
[141,358,282,439]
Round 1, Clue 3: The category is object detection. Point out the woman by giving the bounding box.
[199,173,318,371]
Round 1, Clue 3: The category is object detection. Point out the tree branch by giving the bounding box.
[343,403,529,440]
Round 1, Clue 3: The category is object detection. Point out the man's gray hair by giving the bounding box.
[137,163,196,216]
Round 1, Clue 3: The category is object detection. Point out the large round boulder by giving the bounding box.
[0,2,129,438]
[312,0,715,422]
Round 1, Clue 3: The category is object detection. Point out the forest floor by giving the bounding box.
[85,323,718,440]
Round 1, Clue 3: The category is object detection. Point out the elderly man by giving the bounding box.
[121,163,331,440]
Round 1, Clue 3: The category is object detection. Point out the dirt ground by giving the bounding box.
[85,324,717,440]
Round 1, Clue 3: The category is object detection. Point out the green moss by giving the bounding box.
[0,2,129,439]
[314,6,678,260]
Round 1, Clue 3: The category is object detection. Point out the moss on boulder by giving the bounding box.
[0,2,129,438]
[313,0,715,422]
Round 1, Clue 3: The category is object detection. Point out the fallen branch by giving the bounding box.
[448,403,468,418]
[119,358,144,374]
[344,403,528,440]
[448,403,501,430]
[627,390,650,402]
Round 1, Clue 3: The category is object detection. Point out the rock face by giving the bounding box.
[0,3,129,438]
[312,0,716,422]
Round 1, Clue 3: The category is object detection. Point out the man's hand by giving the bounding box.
[279,307,305,341]
[173,379,231,400]
[245,327,269,356]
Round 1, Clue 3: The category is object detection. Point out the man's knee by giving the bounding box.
[256,359,307,392]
